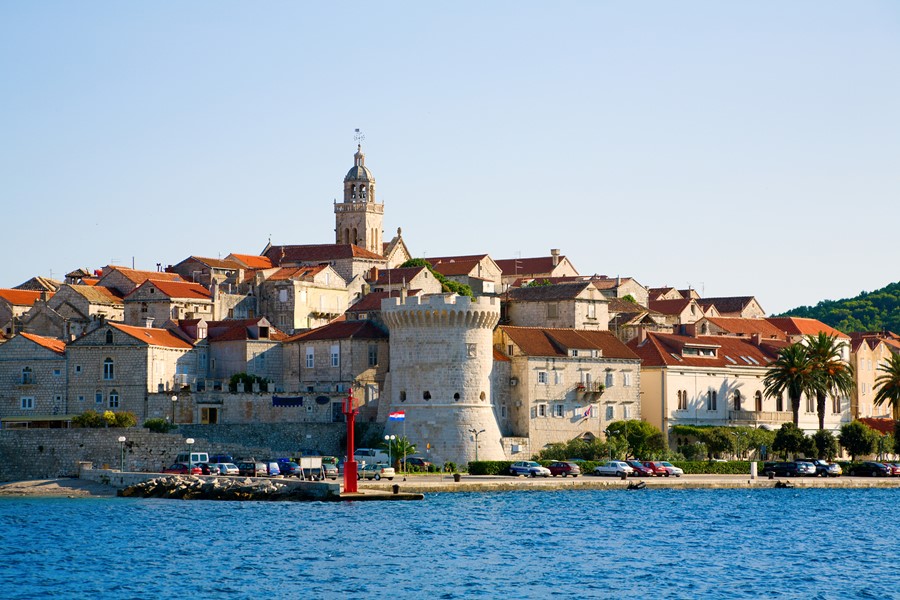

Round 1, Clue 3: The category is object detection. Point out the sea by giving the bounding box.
[0,488,895,599]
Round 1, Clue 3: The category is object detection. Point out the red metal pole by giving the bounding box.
[342,387,359,493]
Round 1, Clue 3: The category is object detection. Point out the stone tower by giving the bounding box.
[380,294,505,465]
[334,145,384,255]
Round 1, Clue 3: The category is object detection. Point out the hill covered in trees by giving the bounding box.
[777,281,900,334]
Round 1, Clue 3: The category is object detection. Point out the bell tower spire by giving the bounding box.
[334,131,384,254]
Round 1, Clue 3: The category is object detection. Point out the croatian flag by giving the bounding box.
[583,405,592,418]
[389,411,406,421]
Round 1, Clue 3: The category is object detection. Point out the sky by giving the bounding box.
[2,2,898,314]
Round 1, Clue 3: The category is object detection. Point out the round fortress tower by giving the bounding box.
[381,294,505,465]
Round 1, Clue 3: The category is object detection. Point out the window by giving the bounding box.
[454,392,460,401]
[755,391,763,412]
[21,367,33,385]
[623,405,631,419]
[805,395,814,413]
[733,390,742,411]
[53,369,61,377]
[507,344,514,356]
[623,372,632,387]
[677,390,688,411]
[555,371,562,385]
[423,391,431,400]
[330,345,339,367]
[306,348,314,369]
[400,391,407,402]
[78,395,85,402]
[20,397,34,410]
[554,404,564,417]
[587,303,596,319]
[571,350,579,357]
[538,404,547,417]
[707,390,717,411]
[832,395,841,414]
[605,372,614,388]
[368,345,378,367]
[279,289,288,303]
[75,365,82,374]
[103,358,114,380]
[466,343,477,358]
[537,371,548,384]
[500,405,507,418]
[108,390,119,408]
[95,391,103,405]
[105,329,114,344]
[140,302,148,313]
[606,405,614,420]
[547,303,559,318]
[777,394,784,412]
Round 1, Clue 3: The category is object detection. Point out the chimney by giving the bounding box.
[400,282,408,302]
[143,316,155,328]
[637,327,648,343]
[369,266,379,282]
[751,333,761,347]
[551,249,560,266]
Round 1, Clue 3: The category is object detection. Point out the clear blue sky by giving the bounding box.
[2,2,898,314]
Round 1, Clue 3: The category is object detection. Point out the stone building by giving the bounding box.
[123,280,213,327]
[165,256,244,288]
[697,296,766,319]
[94,266,184,296]
[206,318,285,388]
[849,332,900,420]
[505,281,610,330]
[427,254,503,294]
[334,144,383,255]
[366,266,442,295]
[22,285,123,340]
[495,326,642,453]
[648,297,712,326]
[0,289,47,338]
[0,333,68,426]
[495,250,579,287]
[380,294,505,465]
[256,264,349,334]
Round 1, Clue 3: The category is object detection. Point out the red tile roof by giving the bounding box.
[368,267,427,285]
[500,326,639,360]
[766,317,849,339]
[126,280,211,300]
[495,256,570,275]
[228,254,274,269]
[0,289,47,306]
[629,332,778,368]
[267,265,329,281]
[185,256,243,270]
[265,244,384,265]
[103,266,184,285]
[697,296,758,315]
[428,259,481,277]
[284,320,387,343]
[206,319,287,342]
[493,347,511,362]
[70,285,123,305]
[20,332,66,355]
[704,317,785,339]
[108,323,194,349]
[347,290,423,313]
[649,298,693,315]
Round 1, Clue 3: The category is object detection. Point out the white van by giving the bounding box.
[353,448,390,465]
[175,451,209,465]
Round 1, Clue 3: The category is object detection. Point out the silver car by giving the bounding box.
[509,461,551,477]
[593,461,634,477]
[795,461,817,477]
[211,462,239,476]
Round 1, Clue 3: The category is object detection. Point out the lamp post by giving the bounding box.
[384,434,396,468]
[171,395,178,425]
[118,436,126,472]
[468,428,485,462]
[185,438,194,475]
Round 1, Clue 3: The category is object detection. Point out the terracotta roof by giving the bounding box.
[126,280,211,300]
[267,265,329,281]
[607,297,648,313]
[429,259,481,277]
[426,254,490,264]
[20,332,66,355]
[284,320,387,343]
[0,289,47,306]
[368,267,427,285]
[508,281,598,302]
[69,285,123,305]
[649,298,693,315]
[629,332,778,368]
[186,256,242,270]
[348,290,422,313]
[206,319,286,342]
[704,317,785,339]
[14,276,60,292]
[104,266,183,285]
[228,254,273,269]
[766,317,849,339]
[108,323,194,349]
[495,256,570,275]
[696,297,758,314]
[648,287,681,300]
[265,244,384,266]
[500,326,639,360]
[493,347,511,362]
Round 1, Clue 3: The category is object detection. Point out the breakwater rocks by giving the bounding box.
[119,476,335,501]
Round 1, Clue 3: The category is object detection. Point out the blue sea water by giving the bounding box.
[0,488,896,599]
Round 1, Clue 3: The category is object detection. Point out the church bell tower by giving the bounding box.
[334,145,384,255]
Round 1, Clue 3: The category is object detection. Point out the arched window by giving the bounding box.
[754,390,763,411]
[105,330,114,344]
[733,389,742,411]
[701,323,709,334]
[480,392,486,401]
[108,389,119,408]
[21,367,33,385]
[350,184,357,199]
[423,391,431,400]
[103,358,114,380]
[453,393,460,401]
[400,391,406,402]
[776,394,784,412]
[360,185,367,199]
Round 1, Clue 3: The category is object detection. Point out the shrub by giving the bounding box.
[672,461,756,475]
[468,461,514,475]
[143,418,176,433]
[229,372,269,393]
[72,410,137,428]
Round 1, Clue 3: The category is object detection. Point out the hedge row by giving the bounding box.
[467,461,514,475]
[670,461,755,475]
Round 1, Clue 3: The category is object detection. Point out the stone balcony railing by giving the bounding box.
[727,409,792,425]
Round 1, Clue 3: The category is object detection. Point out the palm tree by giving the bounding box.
[805,333,855,430]
[764,343,815,427]
[873,352,900,420]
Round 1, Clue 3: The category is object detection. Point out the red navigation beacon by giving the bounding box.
[342,388,359,493]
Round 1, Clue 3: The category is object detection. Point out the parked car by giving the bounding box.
[642,461,671,477]
[197,463,219,475]
[626,460,654,476]
[208,454,234,464]
[849,462,893,477]
[403,457,432,470]
[277,461,303,478]
[162,463,202,475]
[211,462,239,476]
[657,461,684,477]
[889,464,900,476]
[509,461,551,477]
[793,461,817,476]
[237,461,269,477]
[803,459,842,477]
[358,463,396,481]
[593,461,634,477]
[322,462,338,480]
[547,461,581,477]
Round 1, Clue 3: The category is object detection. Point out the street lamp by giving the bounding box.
[185,438,195,475]
[384,434,396,468]
[468,428,485,462]
[171,395,178,424]
[118,436,126,472]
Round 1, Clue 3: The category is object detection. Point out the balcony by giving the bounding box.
[728,409,792,426]
[574,382,605,397]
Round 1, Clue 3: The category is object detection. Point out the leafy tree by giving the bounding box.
[229,372,269,393]
[772,423,807,459]
[873,353,900,420]
[805,333,855,430]
[894,421,900,457]
[777,281,900,333]
[525,279,553,287]
[838,421,877,462]
[764,343,815,426]
[398,258,473,296]
[386,436,417,471]
[621,294,637,304]
[607,420,666,459]
[143,418,176,433]
[73,410,136,428]
[811,430,840,460]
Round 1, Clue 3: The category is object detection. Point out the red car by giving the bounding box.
[627,460,654,476]
[547,461,581,477]
[162,463,202,475]
[642,461,669,477]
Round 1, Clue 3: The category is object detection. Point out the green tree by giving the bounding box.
[607,420,666,460]
[699,428,733,460]
[387,436,417,471]
[764,343,815,426]
[772,423,807,459]
[894,421,900,457]
[525,279,553,287]
[873,353,900,421]
[811,429,840,460]
[838,421,877,461]
[143,418,176,433]
[805,333,855,430]
[399,258,473,296]
[621,294,637,303]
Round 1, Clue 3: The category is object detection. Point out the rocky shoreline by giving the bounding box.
[119,475,332,501]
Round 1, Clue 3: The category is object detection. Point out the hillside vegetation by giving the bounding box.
[778,281,900,333]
